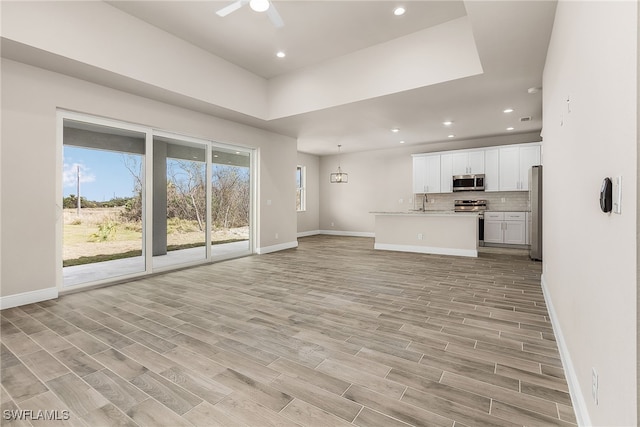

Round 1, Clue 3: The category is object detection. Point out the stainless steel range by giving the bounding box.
[454,199,487,245]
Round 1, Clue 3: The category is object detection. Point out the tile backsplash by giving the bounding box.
[415,191,530,212]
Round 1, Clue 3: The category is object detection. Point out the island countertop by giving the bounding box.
[370,211,479,216]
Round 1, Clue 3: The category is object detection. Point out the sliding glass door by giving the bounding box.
[62,119,147,286]
[152,135,208,269]
[211,147,252,258]
[60,112,255,289]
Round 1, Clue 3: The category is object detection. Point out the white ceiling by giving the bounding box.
[58,1,561,155]
[107,1,469,79]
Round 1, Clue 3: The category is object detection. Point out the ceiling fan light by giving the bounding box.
[250,0,270,12]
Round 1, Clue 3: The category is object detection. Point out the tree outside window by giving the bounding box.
[296,166,306,212]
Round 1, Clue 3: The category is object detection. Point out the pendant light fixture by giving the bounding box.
[330,144,348,183]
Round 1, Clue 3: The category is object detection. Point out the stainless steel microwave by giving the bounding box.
[453,174,485,192]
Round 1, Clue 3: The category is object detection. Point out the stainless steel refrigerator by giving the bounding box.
[529,165,542,261]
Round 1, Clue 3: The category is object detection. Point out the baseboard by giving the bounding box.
[0,287,58,310]
[540,274,591,427]
[256,241,298,255]
[374,243,477,258]
[319,230,375,238]
[297,230,321,238]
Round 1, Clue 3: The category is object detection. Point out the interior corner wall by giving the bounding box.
[318,132,541,235]
[297,152,320,235]
[542,2,638,425]
[0,58,297,301]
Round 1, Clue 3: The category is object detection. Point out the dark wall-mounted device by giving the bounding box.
[600,177,612,213]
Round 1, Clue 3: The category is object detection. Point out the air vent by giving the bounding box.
[520,116,532,122]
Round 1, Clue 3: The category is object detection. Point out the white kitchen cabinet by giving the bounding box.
[412,142,540,194]
[413,156,427,193]
[451,151,484,175]
[484,148,499,192]
[499,145,540,191]
[440,154,453,193]
[412,154,441,193]
[484,214,504,243]
[484,212,526,245]
[518,146,541,191]
[498,147,520,191]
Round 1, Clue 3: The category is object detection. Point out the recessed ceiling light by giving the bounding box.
[399,140,405,144]
[276,51,286,58]
[393,7,406,16]
[213,155,219,158]
[448,134,455,138]
[391,128,400,133]
[506,127,515,131]
[443,121,453,126]
[528,87,541,94]
[503,108,514,113]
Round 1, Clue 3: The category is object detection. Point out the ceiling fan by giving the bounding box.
[216,0,284,28]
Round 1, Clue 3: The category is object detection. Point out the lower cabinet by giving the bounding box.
[484,212,526,245]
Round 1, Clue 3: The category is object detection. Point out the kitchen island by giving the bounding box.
[371,211,479,257]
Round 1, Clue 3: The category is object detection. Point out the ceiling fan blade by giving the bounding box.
[266,2,284,28]
[216,0,247,17]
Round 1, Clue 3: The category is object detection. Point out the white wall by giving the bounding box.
[542,2,638,425]
[297,152,320,235]
[0,59,297,301]
[319,132,541,234]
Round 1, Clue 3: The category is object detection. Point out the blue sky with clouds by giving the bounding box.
[63,146,141,201]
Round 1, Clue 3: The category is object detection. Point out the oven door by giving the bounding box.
[453,175,477,192]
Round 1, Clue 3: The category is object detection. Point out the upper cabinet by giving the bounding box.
[484,148,500,192]
[412,154,441,193]
[518,146,541,191]
[499,145,541,191]
[451,151,484,175]
[412,142,540,194]
[440,154,453,193]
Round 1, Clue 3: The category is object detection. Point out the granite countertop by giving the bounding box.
[370,211,479,216]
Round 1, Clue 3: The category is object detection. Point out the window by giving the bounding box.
[296,165,306,212]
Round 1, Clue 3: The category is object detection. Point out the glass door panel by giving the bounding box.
[152,136,207,269]
[62,119,146,287]
[211,147,251,257]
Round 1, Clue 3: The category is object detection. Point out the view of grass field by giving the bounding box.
[63,138,251,271]
[63,208,248,267]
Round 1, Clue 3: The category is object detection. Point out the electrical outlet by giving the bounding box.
[417,233,423,240]
[399,198,403,204]
[592,368,599,405]
[275,233,279,239]
[331,222,335,227]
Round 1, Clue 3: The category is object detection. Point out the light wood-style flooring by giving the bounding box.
[1,235,576,426]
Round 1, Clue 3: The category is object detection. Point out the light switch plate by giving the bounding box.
[613,175,622,214]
